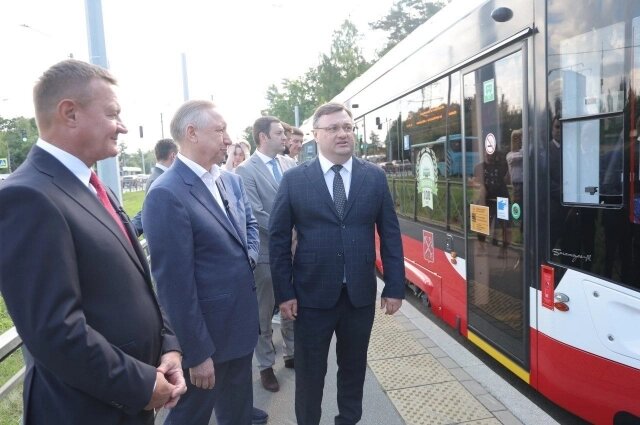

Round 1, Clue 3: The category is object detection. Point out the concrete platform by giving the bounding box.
[156,278,558,425]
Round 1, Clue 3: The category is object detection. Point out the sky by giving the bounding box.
[0,0,397,152]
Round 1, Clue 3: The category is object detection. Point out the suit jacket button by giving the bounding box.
[338,252,343,256]
[341,224,346,229]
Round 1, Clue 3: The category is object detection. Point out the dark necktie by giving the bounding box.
[89,171,131,244]
[331,164,346,218]
[269,159,282,184]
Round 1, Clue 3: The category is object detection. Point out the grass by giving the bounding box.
[0,299,23,424]
[0,191,147,422]
[122,190,145,217]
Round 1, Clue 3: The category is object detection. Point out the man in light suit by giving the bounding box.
[0,59,186,425]
[131,138,177,234]
[236,116,296,393]
[269,102,405,425]
[143,100,261,425]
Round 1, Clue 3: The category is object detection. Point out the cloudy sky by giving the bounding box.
[0,0,396,151]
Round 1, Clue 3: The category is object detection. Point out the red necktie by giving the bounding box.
[89,171,131,244]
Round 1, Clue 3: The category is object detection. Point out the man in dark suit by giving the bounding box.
[236,116,296,392]
[269,102,405,425]
[0,59,186,425]
[143,100,261,425]
[131,138,178,234]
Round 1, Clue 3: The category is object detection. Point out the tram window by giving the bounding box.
[548,11,625,119]
[561,116,623,206]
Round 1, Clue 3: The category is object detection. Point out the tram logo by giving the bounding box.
[416,147,438,210]
[423,230,434,263]
[551,248,592,263]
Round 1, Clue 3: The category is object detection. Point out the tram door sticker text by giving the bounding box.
[416,147,438,209]
[470,204,490,235]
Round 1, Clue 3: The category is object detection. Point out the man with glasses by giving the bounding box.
[269,102,405,425]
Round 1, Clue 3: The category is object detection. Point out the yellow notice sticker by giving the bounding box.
[470,204,490,235]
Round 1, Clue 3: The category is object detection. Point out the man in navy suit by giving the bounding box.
[143,100,261,425]
[0,59,185,425]
[269,102,405,425]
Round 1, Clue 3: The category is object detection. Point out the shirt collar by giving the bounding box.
[177,153,221,181]
[36,138,92,188]
[318,153,352,175]
[155,163,169,172]
[255,149,275,164]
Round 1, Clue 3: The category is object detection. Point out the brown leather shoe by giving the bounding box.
[284,358,294,369]
[260,367,279,392]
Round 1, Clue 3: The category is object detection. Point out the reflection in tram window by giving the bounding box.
[548,4,640,289]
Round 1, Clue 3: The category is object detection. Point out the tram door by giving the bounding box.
[462,47,527,364]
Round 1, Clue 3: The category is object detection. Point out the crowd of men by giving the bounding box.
[0,59,404,425]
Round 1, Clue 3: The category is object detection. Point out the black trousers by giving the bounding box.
[163,353,253,425]
[294,288,376,425]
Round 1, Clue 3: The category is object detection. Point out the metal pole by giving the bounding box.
[85,0,122,201]
[294,105,300,127]
[181,53,189,101]
[160,112,165,138]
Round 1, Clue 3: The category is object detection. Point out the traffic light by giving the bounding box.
[20,130,27,142]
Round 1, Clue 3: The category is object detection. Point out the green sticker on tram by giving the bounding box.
[483,79,495,103]
[512,203,521,220]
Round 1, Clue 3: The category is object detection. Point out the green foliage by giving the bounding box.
[370,0,450,58]
[241,126,256,152]
[264,20,370,123]
[0,116,38,173]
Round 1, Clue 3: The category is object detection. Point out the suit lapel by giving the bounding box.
[342,157,367,219]
[175,160,244,247]
[31,147,146,276]
[304,158,341,218]
[217,173,247,250]
[251,154,279,190]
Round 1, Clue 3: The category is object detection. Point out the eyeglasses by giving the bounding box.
[314,124,355,134]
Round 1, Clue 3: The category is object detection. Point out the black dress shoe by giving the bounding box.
[284,358,294,369]
[252,406,268,424]
[260,367,280,392]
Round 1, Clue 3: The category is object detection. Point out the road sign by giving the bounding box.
[0,158,7,169]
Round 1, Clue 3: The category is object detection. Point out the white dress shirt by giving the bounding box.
[36,139,96,194]
[177,153,228,217]
[255,149,283,182]
[318,153,352,200]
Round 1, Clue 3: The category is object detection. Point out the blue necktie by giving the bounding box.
[269,159,282,184]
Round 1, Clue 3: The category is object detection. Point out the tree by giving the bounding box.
[313,20,370,104]
[369,0,449,58]
[0,116,38,172]
[241,126,256,152]
[263,20,370,124]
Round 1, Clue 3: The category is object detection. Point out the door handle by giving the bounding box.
[554,292,570,311]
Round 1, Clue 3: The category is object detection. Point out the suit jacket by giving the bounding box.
[145,165,164,192]
[0,146,180,425]
[269,156,405,309]
[236,153,296,263]
[131,165,165,234]
[143,158,259,367]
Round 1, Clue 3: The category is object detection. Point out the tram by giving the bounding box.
[301,0,640,423]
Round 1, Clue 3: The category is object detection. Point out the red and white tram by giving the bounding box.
[301,0,640,423]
